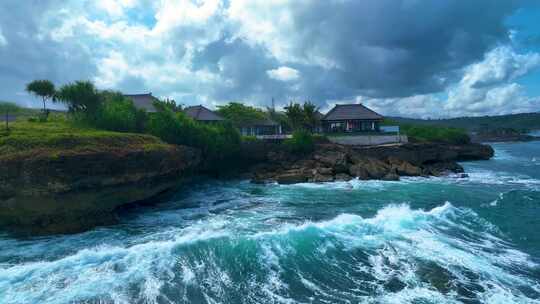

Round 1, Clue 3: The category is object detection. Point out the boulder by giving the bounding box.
[382,172,400,181]
[310,174,334,183]
[335,173,353,181]
[422,162,464,176]
[388,157,422,176]
[349,164,370,180]
[317,167,334,175]
[350,157,391,179]
[313,150,348,173]
[276,171,309,184]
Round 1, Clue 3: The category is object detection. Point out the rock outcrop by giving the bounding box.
[0,144,200,234]
[248,142,493,184]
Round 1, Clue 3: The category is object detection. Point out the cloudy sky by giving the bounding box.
[1,0,539,118]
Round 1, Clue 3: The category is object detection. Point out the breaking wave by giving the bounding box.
[1,202,538,304]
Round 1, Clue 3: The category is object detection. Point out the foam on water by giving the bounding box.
[2,201,538,303]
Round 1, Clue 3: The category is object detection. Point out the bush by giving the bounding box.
[95,93,147,132]
[283,129,315,154]
[57,81,102,123]
[402,125,470,144]
[241,135,258,142]
[146,110,241,162]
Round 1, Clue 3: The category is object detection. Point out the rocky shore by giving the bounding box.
[1,137,493,235]
[246,142,494,184]
[0,144,200,234]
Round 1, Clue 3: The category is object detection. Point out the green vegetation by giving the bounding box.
[7,80,242,171]
[389,113,540,132]
[283,129,315,154]
[56,81,103,123]
[153,98,182,112]
[284,101,320,132]
[0,115,166,158]
[383,118,470,144]
[217,102,268,127]
[95,91,147,133]
[147,109,240,165]
[0,102,21,131]
[25,80,56,116]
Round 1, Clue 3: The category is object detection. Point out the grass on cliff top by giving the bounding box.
[0,116,169,159]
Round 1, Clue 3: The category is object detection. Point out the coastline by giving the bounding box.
[0,139,494,235]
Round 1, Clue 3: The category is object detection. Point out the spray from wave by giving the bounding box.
[1,202,538,304]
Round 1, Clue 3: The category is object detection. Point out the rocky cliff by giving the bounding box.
[247,142,494,184]
[0,143,200,234]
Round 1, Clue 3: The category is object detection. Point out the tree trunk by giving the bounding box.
[6,110,9,131]
[43,97,46,113]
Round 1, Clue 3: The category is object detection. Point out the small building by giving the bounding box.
[184,105,225,123]
[239,118,282,136]
[322,104,384,133]
[124,93,159,112]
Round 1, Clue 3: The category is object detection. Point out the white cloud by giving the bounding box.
[355,46,540,118]
[267,66,300,81]
[2,1,540,117]
[0,27,6,47]
[96,0,137,17]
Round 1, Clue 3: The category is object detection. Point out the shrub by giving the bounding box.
[146,109,241,168]
[283,129,315,154]
[241,135,258,142]
[95,93,147,132]
[402,125,470,144]
[57,81,102,122]
[146,110,184,144]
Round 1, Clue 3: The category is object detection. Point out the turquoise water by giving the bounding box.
[1,142,540,304]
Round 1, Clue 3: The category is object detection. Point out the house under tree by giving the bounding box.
[184,105,225,123]
[124,93,159,112]
[321,104,384,133]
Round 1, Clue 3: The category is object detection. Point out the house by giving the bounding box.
[322,104,384,133]
[184,105,225,123]
[124,93,159,112]
[239,118,282,136]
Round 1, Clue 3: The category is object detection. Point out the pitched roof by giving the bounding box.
[184,105,225,121]
[322,104,383,121]
[124,93,159,112]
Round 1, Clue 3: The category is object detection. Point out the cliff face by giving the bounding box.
[0,144,200,234]
[247,142,494,184]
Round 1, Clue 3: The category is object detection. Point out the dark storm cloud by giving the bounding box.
[0,0,533,112]
[280,0,520,99]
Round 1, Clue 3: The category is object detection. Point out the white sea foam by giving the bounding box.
[1,202,538,303]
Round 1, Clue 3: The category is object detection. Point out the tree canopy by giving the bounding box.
[26,80,56,113]
[57,81,102,121]
[284,101,321,132]
[217,102,268,127]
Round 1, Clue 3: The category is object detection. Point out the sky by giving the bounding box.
[0,0,539,118]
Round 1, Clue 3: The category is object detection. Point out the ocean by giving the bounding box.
[1,141,539,303]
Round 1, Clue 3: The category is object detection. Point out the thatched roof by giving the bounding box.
[322,104,383,121]
[184,105,225,121]
[124,93,159,112]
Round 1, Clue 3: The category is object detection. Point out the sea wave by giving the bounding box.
[1,202,538,304]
